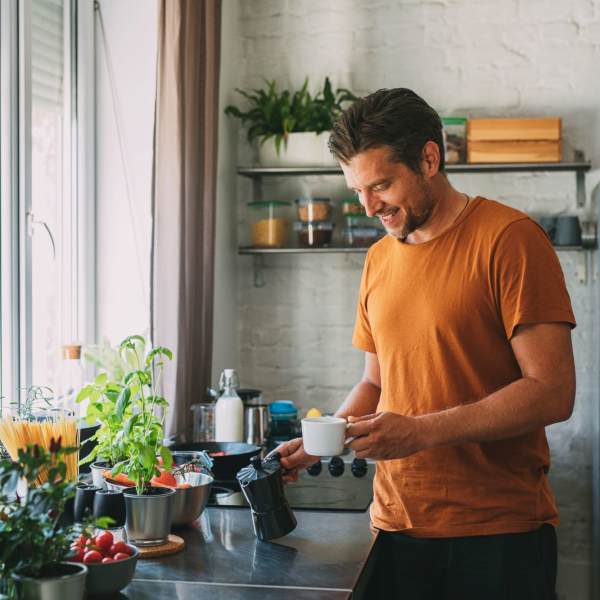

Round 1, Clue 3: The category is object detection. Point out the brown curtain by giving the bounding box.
[151,0,222,440]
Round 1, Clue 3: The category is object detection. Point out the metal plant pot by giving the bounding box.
[123,486,175,546]
[90,461,111,490]
[12,562,87,600]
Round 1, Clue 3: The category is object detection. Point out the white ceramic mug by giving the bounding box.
[301,416,348,456]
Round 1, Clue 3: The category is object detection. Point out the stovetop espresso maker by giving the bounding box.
[236,452,297,541]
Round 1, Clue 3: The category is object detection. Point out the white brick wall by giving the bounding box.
[220,1,600,597]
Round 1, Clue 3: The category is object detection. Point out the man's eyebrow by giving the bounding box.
[347,177,391,191]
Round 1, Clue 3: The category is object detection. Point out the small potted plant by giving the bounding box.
[0,439,93,600]
[104,336,175,546]
[225,77,357,167]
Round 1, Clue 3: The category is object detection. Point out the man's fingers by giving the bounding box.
[347,413,379,423]
[275,437,303,458]
[346,418,375,437]
[348,435,371,454]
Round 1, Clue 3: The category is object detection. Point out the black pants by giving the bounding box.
[366,525,557,600]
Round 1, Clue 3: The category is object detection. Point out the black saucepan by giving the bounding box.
[167,442,261,481]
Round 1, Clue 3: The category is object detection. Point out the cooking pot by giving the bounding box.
[167,441,261,481]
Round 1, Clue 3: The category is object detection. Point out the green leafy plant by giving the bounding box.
[79,335,174,495]
[225,77,357,155]
[0,439,109,599]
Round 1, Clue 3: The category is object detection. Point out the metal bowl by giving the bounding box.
[171,471,213,526]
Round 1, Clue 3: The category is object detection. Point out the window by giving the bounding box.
[0,0,94,404]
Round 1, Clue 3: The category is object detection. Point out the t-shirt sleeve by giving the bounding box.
[492,217,576,340]
[352,250,377,353]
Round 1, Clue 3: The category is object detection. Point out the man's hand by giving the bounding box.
[275,437,319,483]
[347,412,425,460]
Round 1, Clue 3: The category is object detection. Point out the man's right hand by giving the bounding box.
[275,437,319,483]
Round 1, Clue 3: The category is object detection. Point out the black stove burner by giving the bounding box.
[207,464,374,513]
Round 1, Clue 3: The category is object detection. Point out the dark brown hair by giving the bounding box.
[328,88,445,173]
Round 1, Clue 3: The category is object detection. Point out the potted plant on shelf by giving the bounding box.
[0,439,107,600]
[99,335,175,546]
[225,77,357,167]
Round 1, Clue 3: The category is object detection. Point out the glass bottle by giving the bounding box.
[56,344,86,419]
[214,369,244,442]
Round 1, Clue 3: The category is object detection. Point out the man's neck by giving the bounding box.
[405,180,468,245]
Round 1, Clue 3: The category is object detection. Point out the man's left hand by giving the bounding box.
[346,412,425,460]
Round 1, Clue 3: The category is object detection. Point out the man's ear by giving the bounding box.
[421,141,441,178]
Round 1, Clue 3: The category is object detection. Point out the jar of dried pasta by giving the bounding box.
[248,201,291,248]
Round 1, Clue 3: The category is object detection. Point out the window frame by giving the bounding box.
[0,0,96,405]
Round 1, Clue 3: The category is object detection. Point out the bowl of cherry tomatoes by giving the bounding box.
[67,530,139,596]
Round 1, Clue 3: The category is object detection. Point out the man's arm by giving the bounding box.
[278,352,381,480]
[347,322,575,459]
[335,352,381,419]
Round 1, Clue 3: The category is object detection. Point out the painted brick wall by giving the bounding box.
[222,1,600,597]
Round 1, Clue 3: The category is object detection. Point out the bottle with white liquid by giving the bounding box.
[214,369,244,442]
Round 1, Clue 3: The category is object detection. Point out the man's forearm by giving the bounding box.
[335,380,380,420]
[418,376,574,450]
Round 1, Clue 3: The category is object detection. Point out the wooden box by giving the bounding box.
[467,140,562,164]
[466,117,562,163]
[467,117,561,142]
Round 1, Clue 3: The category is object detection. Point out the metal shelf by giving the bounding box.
[239,245,593,255]
[240,244,596,287]
[238,159,591,208]
[237,161,591,177]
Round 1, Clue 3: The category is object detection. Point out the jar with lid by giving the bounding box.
[441,117,467,164]
[343,227,384,247]
[268,400,299,446]
[248,201,291,248]
[341,198,366,216]
[295,197,332,222]
[293,221,334,248]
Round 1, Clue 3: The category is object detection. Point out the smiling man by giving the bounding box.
[277,88,576,600]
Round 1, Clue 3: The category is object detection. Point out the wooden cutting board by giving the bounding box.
[136,534,185,559]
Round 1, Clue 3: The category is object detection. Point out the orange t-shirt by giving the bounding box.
[352,197,576,538]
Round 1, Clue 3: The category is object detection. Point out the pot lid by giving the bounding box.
[236,453,281,486]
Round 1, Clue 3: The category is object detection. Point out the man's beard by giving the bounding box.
[387,187,436,241]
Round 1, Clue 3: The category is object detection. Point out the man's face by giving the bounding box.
[340,146,436,241]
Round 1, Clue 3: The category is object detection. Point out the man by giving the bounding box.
[278,88,576,600]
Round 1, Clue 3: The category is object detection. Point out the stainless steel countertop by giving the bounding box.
[122,506,377,599]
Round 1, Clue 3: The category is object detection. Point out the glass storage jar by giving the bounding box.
[248,201,291,248]
[341,198,365,216]
[295,197,332,222]
[293,221,334,247]
[343,227,384,247]
[441,117,467,164]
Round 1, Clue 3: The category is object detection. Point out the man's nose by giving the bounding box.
[361,191,382,218]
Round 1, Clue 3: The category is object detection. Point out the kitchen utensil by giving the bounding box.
[73,483,100,522]
[244,404,271,447]
[167,441,261,481]
[538,216,557,242]
[236,453,297,541]
[170,471,213,526]
[190,403,215,442]
[581,221,597,248]
[301,416,347,457]
[555,215,582,246]
[93,489,126,528]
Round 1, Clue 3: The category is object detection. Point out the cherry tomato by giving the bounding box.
[101,557,114,564]
[77,534,88,546]
[96,531,114,552]
[113,552,130,561]
[85,536,97,548]
[68,547,85,562]
[83,550,102,564]
[109,541,132,556]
